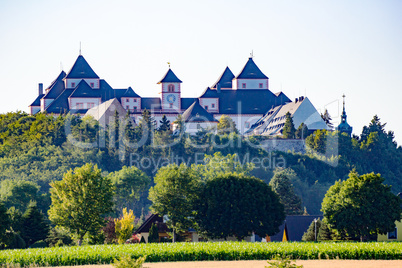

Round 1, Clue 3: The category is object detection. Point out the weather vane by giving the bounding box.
[167,62,170,68]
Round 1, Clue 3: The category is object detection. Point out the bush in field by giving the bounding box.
[113,255,146,268]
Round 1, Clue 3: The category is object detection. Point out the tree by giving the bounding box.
[148,223,159,243]
[195,173,285,240]
[48,163,114,246]
[103,217,117,244]
[282,112,296,139]
[109,166,150,213]
[114,208,135,244]
[317,217,334,241]
[217,115,238,134]
[0,202,11,248]
[0,179,40,211]
[21,201,49,247]
[158,115,171,132]
[295,123,308,139]
[302,218,321,241]
[148,164,200,242]
[321,171,402,241]
[269,169,303,215]
[321,109,333,129]
[191,152,254,181]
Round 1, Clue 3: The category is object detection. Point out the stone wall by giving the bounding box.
[259,139,306,154]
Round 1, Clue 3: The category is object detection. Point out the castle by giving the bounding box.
[29,54,329,135]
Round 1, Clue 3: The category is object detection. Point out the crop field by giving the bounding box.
[0,242,401,267]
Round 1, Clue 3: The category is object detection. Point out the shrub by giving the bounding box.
[30,240,47,248]
[113,255,146,268]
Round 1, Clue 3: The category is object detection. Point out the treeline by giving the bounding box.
[0,111,401,218]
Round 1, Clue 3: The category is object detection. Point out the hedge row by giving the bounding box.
[1,241,402,267]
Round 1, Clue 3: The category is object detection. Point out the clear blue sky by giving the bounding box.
[0,0,401,144]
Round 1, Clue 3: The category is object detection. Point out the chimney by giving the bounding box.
[38,83,43,95]
[295,98,298,103]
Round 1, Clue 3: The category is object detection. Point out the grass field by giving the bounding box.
[1,242,401,267]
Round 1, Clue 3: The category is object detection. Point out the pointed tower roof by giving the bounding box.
[122,87,140,98]
[43,71,66,99]
[212,67,235,89]
[70,80,99,98]
[182,99,218,123]
[236,57,268,79]
[337,94,353,136]
[65,55,99,79]
[157,69,182,84]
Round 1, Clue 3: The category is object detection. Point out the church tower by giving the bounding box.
[158,67,182,112]
[337,94,353,136]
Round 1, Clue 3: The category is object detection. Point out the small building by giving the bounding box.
[268,215,322,242]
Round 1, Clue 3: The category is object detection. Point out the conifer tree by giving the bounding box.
[269,169,303,215]
[21,201,49,247]
[158,115,171,132]
[302,218,321,241]
[321,109,333,129]
[282,112,296,139]
[148,223,159,243]
[317,218,333,241]
[295,123,309,139]
[0,202,11,247]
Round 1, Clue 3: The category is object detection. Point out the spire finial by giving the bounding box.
[79,42,82,55]
[167,62,170,68]
[250,50,254,58]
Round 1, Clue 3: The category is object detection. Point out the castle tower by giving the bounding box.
[158,68,182,112]
[336,94,353,136]
[232,57,269,90]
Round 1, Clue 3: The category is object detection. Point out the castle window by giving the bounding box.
[71,82,75,88]
[77,103,83,109]
[90,82,95,88]
[242,83,246,88]
[169,103,173,108]
[259,83,263,88]
[212,103,215,108]
[134,106,137,111]
[126,105,129,110]
[88,103,95,109]
[168,84,174,92]
[134,99,137,102]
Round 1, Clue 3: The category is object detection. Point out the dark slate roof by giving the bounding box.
[43,71,66,99]
[217,89,285,114]
[270,215,322,242]
[211,67,235,89]
[65,55,99,79]
[157,69,182,83]
[136,214,164,233]
[274,92,291,103]
[122,87,140,98]
[182,99,218,122]
[45,89,74,114]
[236,57,268,79]
[70,80,100,98]
[141,97,161,110]
[181,98,195,110]
[29,94,44,107]
[199,87,218,98]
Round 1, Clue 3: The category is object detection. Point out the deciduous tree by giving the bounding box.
[114,208,135,244]
[321,171,402,241]
[195,173,285,240]
[48,164,114,245]
[148,164,200,242]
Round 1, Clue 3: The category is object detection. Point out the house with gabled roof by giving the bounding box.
[29,53,327,135]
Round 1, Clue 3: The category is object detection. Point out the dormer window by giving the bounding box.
[259,83,263,88]
[90,82,95,88]
[168,84,174,92]
[211,103,215,108]
[71,82,75,88]
[242,83,246,88]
